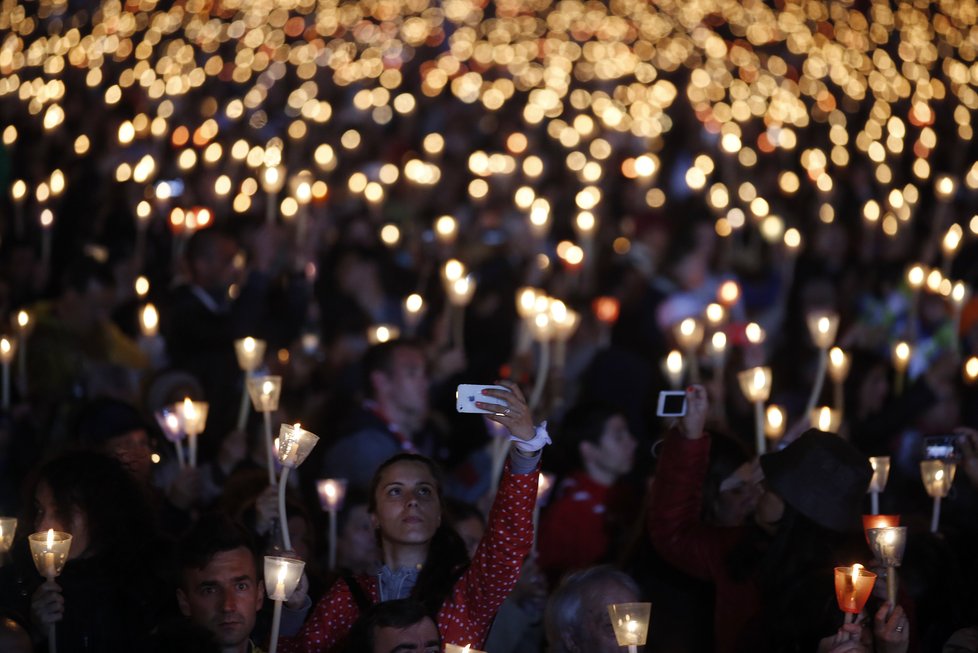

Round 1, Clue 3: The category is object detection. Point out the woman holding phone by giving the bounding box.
[278,380,547,653]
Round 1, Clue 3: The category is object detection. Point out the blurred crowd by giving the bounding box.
[4,0,978,651]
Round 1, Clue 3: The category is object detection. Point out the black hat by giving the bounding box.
[75,398,148,446]
[760,429,872,532]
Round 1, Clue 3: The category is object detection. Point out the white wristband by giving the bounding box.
[510,421,551,454]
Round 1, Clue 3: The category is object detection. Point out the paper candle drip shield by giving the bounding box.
[0,517,16,553]
[868,457,891,493]
[866,527,907,567]
[607,602,652,647]
[737,366,772,402]
[834,565,876,614]
[234,337,266,372]
[316,479,348,512]
[247,375,282,412]
[277,423,319,468]
[176,398,209,436]
[29,530,72,578]
[921,459,956,498]
[264,555,305,602]
[154,405,185,442]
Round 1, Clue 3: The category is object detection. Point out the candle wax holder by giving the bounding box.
[834,565,876,615]
[0,517,16,554]
[866,527,907,568]
[29,530,72,579]
[234,337,266,372]
[277,424,319,469]
[247,375,282,412]
[862,514,900,545]
[608,602,652,648]
[316,479,348,512]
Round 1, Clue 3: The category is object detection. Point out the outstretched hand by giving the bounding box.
[478,380,534,441]
[678,385,708,440]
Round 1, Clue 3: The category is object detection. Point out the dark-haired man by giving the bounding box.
[322,339,434,491]
[347,599,440,653]
[175,515,309,653]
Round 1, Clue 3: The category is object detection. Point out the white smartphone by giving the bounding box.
[456,384,510,414]
[657,390,687,417]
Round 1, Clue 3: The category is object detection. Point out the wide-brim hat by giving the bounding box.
[760,429,871,532]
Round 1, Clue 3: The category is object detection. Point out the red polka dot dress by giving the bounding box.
[277,458,539,653]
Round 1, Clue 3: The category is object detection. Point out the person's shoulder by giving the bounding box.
[945,627,978,653]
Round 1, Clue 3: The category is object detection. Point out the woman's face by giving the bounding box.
[754,487,785,533]
[34,482,89,559]
[371,461,441,547]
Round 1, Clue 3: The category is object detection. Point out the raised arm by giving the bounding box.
[442,380,541,647]
[647,385,741,581]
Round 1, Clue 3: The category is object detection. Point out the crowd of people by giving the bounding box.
[4,1,978,652]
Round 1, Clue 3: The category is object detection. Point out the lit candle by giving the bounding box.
[827,347,850,412]
[179,398,209,468]
[247,376,283,485]
[866,526,907,613]
[528,310,555,411]
[264,555,306,653]
[403,294,425,337]
[921,459,956,533]
[39,209,54,273]
[965,356,978,384]
[155,406,186,468]
[592,296,619,348]
[234,337,266,431]
[13,310,31,398]
[29,529,72,653]
[0,517,16,555]
[867,456,891,515]
[804,311,839,419]
[951,281,970,352]
[673,318,704,383]
[764,404,786,443]
[277,423,319,551]
[834,564,877,621]
[607,602,652,653]
[662,350,685,389]
[738,366,772,454]
[905,265,926,343]
[316,479,348,570]
[515,287,540,355]
[434,215,458,246]
[262,165,286,226]
[810,406,841,433]
[942,223,963,276]
[0,336,16,410]
[891,341,912,396]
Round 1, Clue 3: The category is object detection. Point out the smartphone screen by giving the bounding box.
[657,391,687,417]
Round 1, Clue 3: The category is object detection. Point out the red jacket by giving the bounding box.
[647,433,760,653]
[278,459,538,652]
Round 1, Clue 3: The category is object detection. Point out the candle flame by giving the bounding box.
[325,483,336,498]
[262,380,274,395]
[753,367,766,389]
[666,350,684,373]
[16,311,29,328]
[935,469,944,482]
[277,562,288,585]
[0,338,10,354]
[243,337,256,353]
[680,318,696,337]
[817,317,830,334]
[851,563,862,585]
[183,397,196,419]
[46,528,54,548]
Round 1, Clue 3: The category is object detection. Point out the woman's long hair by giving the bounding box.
[369,453,469,615]
[24,449,154,563]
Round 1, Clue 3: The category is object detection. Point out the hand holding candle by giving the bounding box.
[29,529,72,653]
[0,517,16,555]
[264,555,306,653]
